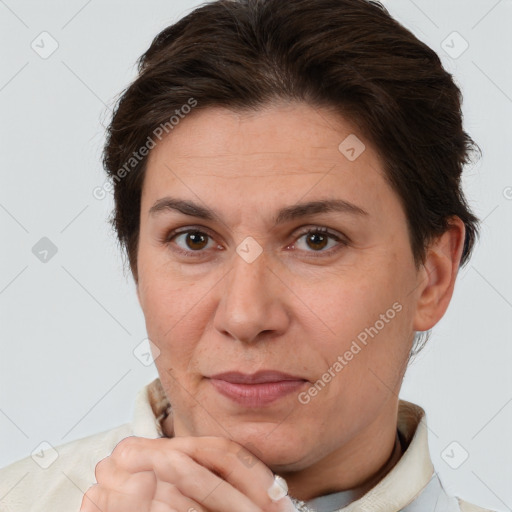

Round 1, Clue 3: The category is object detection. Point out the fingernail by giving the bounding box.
[267,474,288,502]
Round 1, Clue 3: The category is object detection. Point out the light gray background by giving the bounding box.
[1,0,511,510]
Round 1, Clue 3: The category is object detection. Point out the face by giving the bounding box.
[136,102,424,472]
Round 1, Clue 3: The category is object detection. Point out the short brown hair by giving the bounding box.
[103,0,479,284]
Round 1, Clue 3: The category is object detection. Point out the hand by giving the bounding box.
[80,435,297,512]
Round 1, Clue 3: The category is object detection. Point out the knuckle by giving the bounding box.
[112,435,141,466]
[161,450,188,483]
[83,483,100,500]
[166,449,189,467]
[81,484,103,511]
[94,455,112,483]
[126,470,157,496]
[173,463,195,488]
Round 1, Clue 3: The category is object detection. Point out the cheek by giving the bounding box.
[139,249,198,328]
[300,261,413,383]
[138,274,201,370]
[301,268,401,341]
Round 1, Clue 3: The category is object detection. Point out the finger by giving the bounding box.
[80,483,151,512]
[95,462,205,512]
[82,478,208,512]
[152,450,263,512]
[113,437,284,511]
[168,437,291,512]
[95,456,158,497]
[153,480,208,512]
[80,485,101,512]
[114,440,262,512]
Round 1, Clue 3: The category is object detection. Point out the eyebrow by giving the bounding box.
[148,197,368,225]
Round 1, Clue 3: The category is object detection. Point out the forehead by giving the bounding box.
[141,103,396,219]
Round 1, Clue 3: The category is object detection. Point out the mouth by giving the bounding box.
[207,370,308,407]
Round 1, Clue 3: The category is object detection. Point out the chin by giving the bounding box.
[228,423,311,467]
[257,445,315,473]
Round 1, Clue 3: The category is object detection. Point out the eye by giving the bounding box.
[291,227,348,257]
[163,226,349,259]
[167,228,218,257]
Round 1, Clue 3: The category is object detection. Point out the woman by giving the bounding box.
[0,0,495,511]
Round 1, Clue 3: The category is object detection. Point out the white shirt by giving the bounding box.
[0,378,494,512]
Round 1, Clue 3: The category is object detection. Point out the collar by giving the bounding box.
[337,399,435,511]
[132,377,169,438]
[132,378,436,511]
[303,429,404,511]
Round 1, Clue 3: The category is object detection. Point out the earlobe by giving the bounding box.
[412,217,466,332]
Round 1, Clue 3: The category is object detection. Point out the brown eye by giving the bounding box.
[166,229,216,257]
[183,231,209,251]
[293,227,346,255]
[305,231,329,251]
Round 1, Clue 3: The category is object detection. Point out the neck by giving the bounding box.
[279,399,402,502]
[160,398,404,504]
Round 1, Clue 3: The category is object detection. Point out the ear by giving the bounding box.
[413,217,466,332]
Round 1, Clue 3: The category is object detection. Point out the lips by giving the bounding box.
[209,370,307,384]
[208,370,308,407]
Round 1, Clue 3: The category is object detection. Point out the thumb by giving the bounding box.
[267,475,300,512]
[277,496,301,512]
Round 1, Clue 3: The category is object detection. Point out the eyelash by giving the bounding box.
[162,226,349,259]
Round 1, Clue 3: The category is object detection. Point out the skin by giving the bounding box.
[82,102,465,511]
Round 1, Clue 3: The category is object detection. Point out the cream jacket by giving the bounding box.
[0,378,495,512]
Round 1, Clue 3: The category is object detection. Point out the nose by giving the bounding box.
[213,241,290,345]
